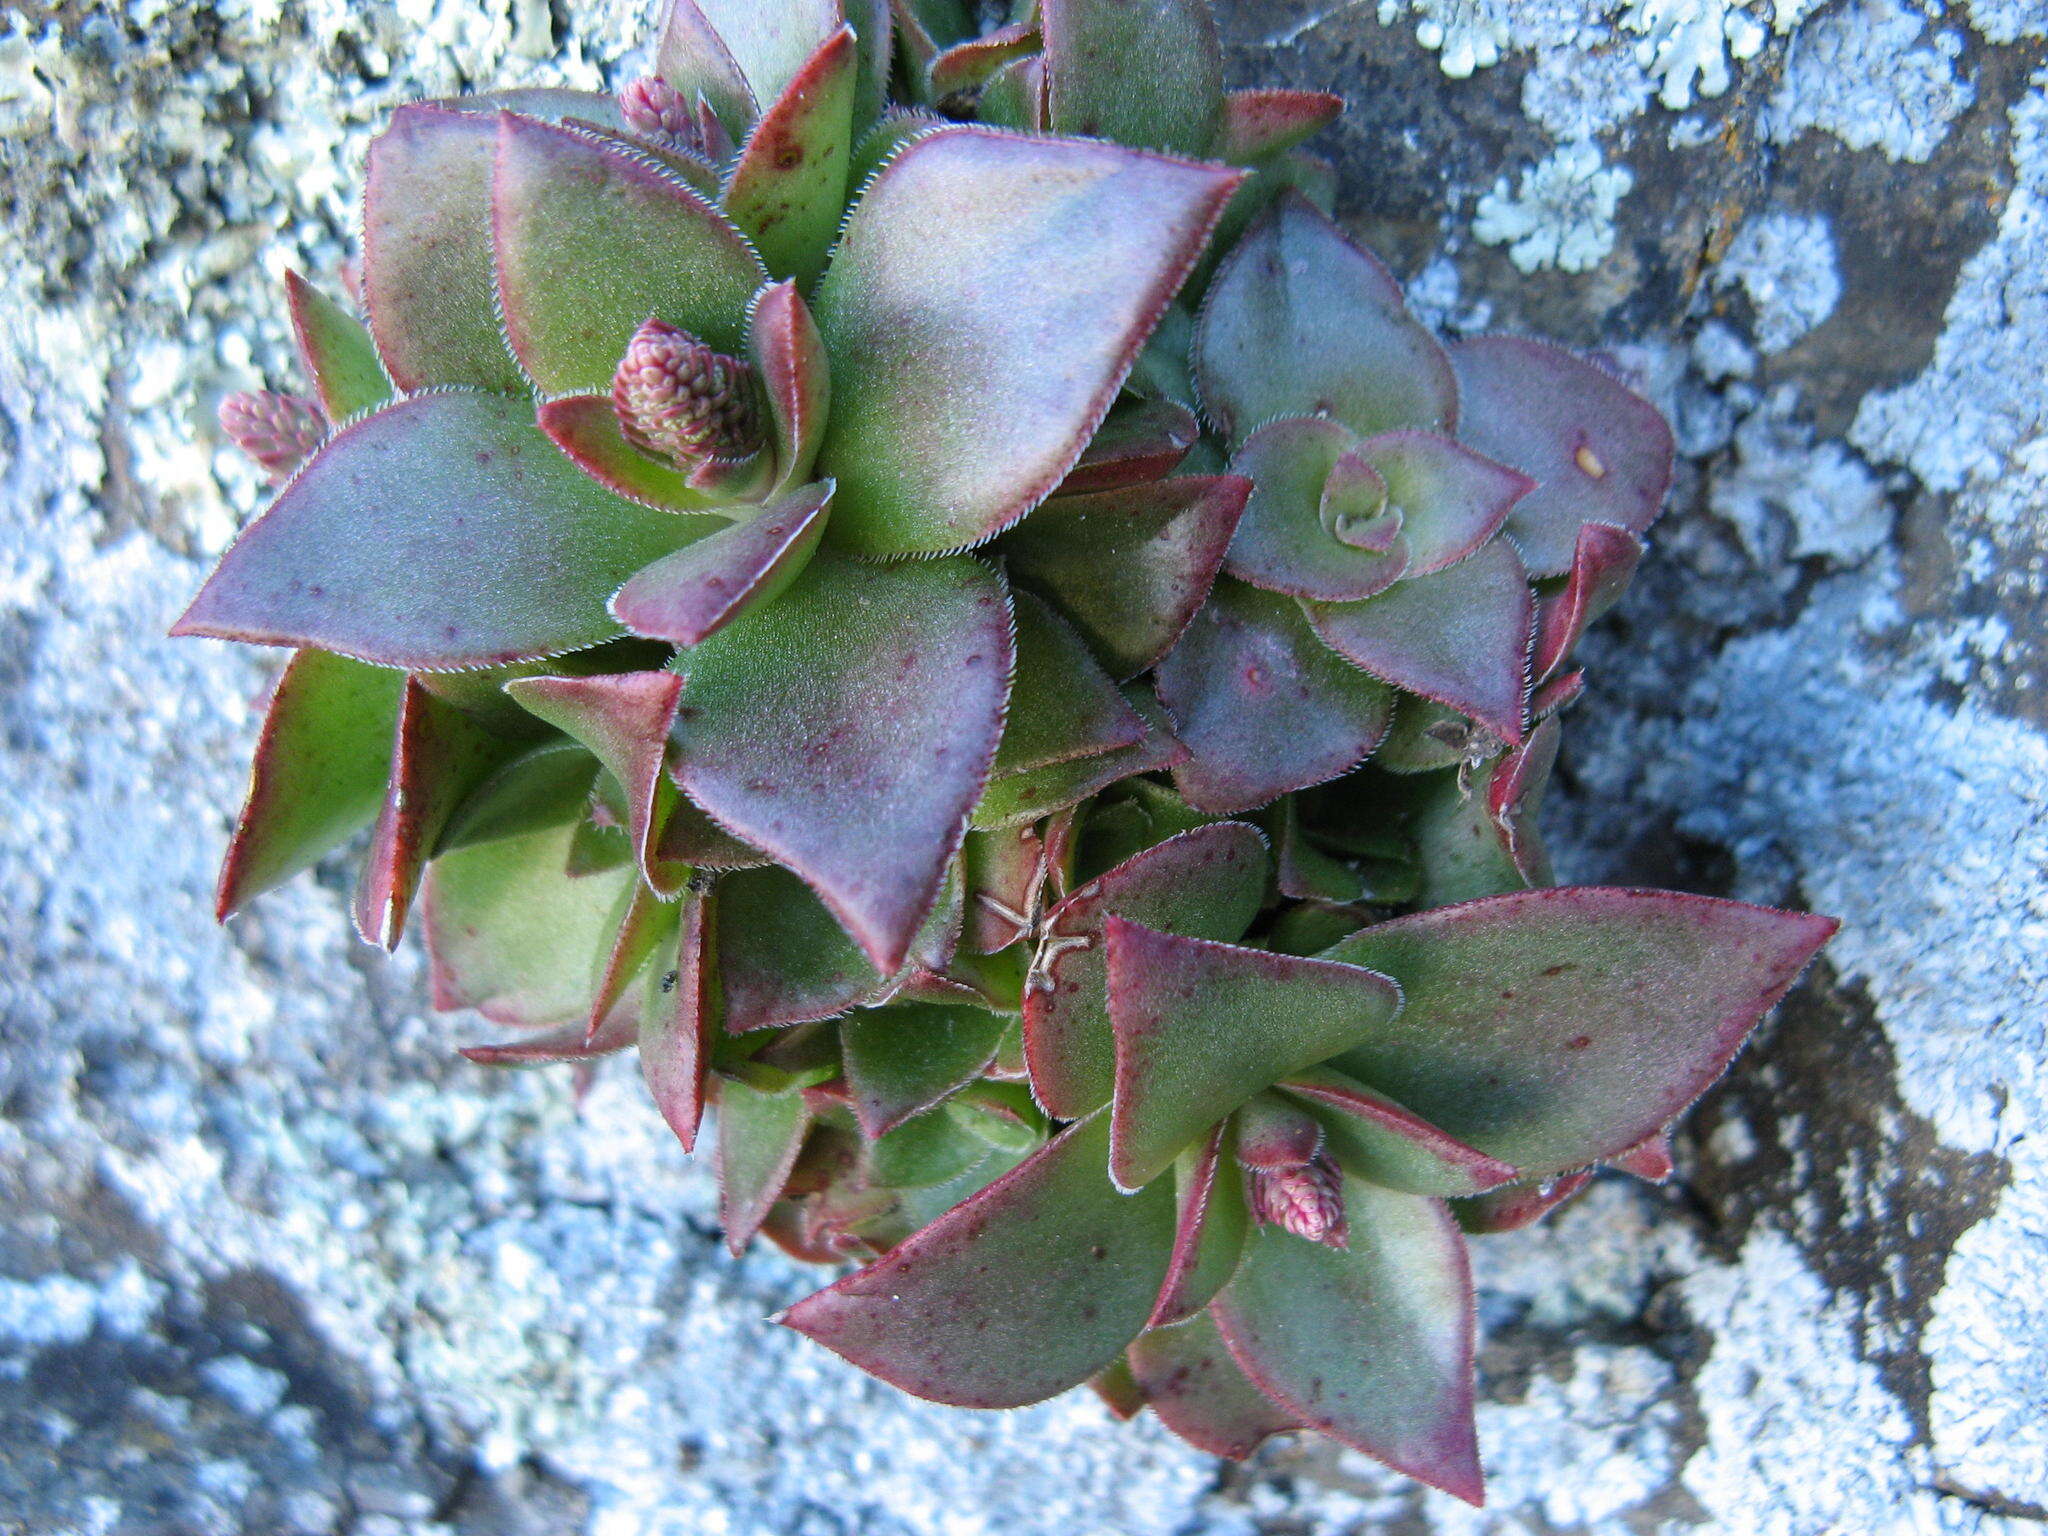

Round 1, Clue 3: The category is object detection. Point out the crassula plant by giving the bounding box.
[180,0,1836,1504]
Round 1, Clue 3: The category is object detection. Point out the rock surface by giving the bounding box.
[1,1,2044,1531]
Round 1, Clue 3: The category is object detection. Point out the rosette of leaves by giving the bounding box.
[181,0,1837,1505]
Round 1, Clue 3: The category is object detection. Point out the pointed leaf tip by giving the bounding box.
[610,481,832,647]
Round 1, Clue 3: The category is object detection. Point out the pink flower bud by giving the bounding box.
[1248,1151,1349,1249]
[619,75,703,153]
[218,390,325,479]
[611,318,764,468]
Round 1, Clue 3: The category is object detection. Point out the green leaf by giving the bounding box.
[1127,1309,1304,1459]
[1193,193,1455,449]
[1022,822,1269,1118]
[654,0,761,133]
[361,106,523,393]
[492,114,766,396]
[780,1110,1176,1408]
[1056,394,1200,495]
[535,395,725,514]
[422,819,638,1026]
[1320,888,1838,1175]
[1156,579,1394,815]
[673,554,1010,973]
[722,28,859,290]
[716,863,889,1031]
[1104,918,1402,1190]
[1278,1066,1517,1197]
[437,741,600,853]
[1042,0,1223,156]
[1212,89,1343,164]
[1001,476,1249,680]
[641,886,719,1150]
[814,126,1244,555]
[970,687,1188,831]
[1150,1123,1250,1327]
[610,482,832,648]
[1356,429,1532,575]
[1451,1169,1593,1233]
[1212,1183,1482,1504]
[284,271,391,421]
[842,1002,1007,1138]
[1222,417,1408,603]
[865,1101,990,1188]
[717,1076,812,1252]
[664,0,845,131]
[174,392,712,670]
[996,589,1145,776]
[1403,714,1559,907]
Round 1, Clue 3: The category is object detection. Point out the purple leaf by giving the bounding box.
[1056,395,1200,495]
[1193,193,1456,448]
[654,0,760,132]
[1224,417,1409,602]
[1304,537,1535,745]
[354,678,519,950]
[750,280,831,494]
[1355,429,1533,575]
[1213,1185,1483,1504]
[1022,822,1269,1118]
[609,481,832,647]
[1321,888,1839,1174]
[718,1077,813,1253]
[963,823,1048,954]
[1158,579,1395,814]
[214,650,402,920]
[535,395,724,513]
[997,590,1146,776]
[1212,89,1343,163]
[1042,0,1223,156]
[361,106,523,393]
[716,864,891,1031]
[1532,520,1644,681]
[588,881,680,1041]
[283,271,391,421]
[460,1011,640,1066]
[492,113,765,396]
[174,393,712,669]
[1279,1066,1518,1197]
[1450,335,1675,576]
[1452,1169,1593,1233]
[1405,713,1560,907]
[1611,1129,1675,1182]
[926,20,1040,98]
[641,886,718,1151]
[1150,1123,1250,1327]
[780,1110,1176,1407]
[504,670,688,896]
[1128,1309,1306,1458]
[813,126,1243,555]
[1104,918,1403,1190]
[722,28,858,290]
[668,0,844,131]
[673,554,1009,974]
[842,1002,1008,1139]
[1002,475,1248,680]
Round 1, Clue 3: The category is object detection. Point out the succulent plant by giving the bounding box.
[182,0,1836,1504]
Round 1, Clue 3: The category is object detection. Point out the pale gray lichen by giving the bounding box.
[1473,139,1635,272]
[1619,0,1765,109]
[1711,387,1891,564]
[1764,0,1975,164]
[1716,209,1842,354]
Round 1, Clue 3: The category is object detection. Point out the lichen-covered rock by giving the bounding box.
[1,2,2043,1533]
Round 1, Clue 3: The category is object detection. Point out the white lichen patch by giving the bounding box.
[1620,0,1765,110]
[1473,139,1635,272]
[1711,387,1892,564]
[1764,0,1975,164]
[1716,209,1842,354]
[1521,40,1658,139]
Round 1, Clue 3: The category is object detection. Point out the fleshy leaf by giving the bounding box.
[1405,714,1559,907]
[865,1102,990,1188]
[1089,1356,1146,1421]
[439,742,601,853]
[718,1076,813,1253]
[717,863,888,1031]
[1042,0,1223,156]
[996,590,1146,776]
[1612,1129,1675,1182]
[641,885,719,1150]
[1194,193,1456,448]
[1213,1183,1482,1504]
[1128,1309,1306,1458]
[842,1002,1008,1138]
[1321,888,1839,1174]
[215,650,403,920]
[722,28,858,290]
[1356,429,1533,575]
[1104,918,1403,1191]
[976,54,1047,131]
[750,280,831,493]
[1057,395,1200,495]
[1279,1066,1517,1197]
[780,1110,1176,1408]
[493,114,766,396]
[535,394,723,513]
[1452,1169,1593,1233]
[175,393,709,669]
[1001,476,1249,679]
[971,687,1189,831]
[1157,579,1394,815]
[813,126,1243,555]
[1224,417,1408,602]
[673,554,1009,973]
[682,0,843,129]
[1450,335,1675,576]
[361,106,523,392]
[284,271,392,421]
[504,671,685,895]
[589,882,680,1041]
[654,0,760,131]
[1150,1124,1250,1327]
[1022,822,1269,1118]
[610,481,832,647]
[1212,89,1343,163]
[963,822,1048,954]
[926,20,1040,98]
[1304,537,1535,744]
[1532,520,1644,681]
[354,678,519,950]
[423,820,638,1026]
